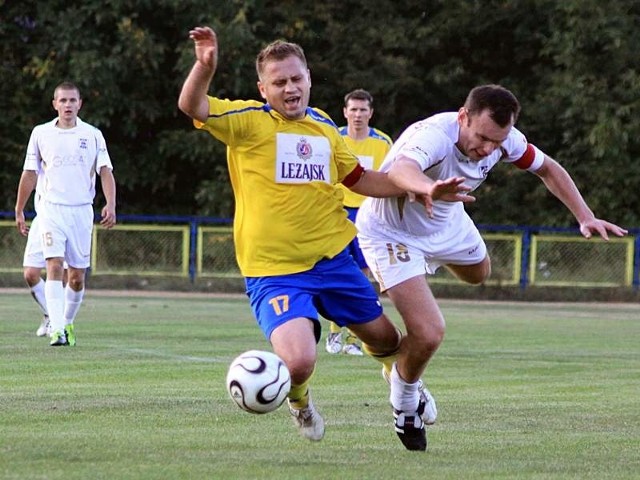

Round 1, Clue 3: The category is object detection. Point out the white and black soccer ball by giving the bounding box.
[226,350,291,414]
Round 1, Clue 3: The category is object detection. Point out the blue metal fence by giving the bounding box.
[2,211,638,289]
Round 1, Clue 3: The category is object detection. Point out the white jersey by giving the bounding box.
[23,117,113,206]
[359,112,545,237]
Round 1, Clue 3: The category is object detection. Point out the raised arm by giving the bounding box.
[532,154,627,240]
[177,26,219,123]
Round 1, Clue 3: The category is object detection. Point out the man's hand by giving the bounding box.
[100,205,117,229]
[190,26,218,70]
[579,218,628,241]
[410,176,475,218]
[15,211,29,236]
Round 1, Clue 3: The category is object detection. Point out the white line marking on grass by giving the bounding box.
[114,347,228,363]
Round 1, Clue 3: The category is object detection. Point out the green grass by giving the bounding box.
[1,292,639,480]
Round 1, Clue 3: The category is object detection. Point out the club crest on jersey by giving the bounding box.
[78,138,88,149]
[275,132,331,184]
[296,138,313,160]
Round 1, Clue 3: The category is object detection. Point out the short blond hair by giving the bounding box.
[255,40,307,78]
[53,81,81,100]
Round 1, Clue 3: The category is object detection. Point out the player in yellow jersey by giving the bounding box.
[326,89,393,356]
[178,26,470,451]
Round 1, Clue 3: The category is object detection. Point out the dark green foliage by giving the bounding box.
[1,0,637,226]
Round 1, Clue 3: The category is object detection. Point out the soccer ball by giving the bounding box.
[226,350,291,414]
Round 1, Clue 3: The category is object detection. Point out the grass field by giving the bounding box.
[1,291,639,480]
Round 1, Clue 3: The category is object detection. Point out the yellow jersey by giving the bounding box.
[337,127,392,208]
[195,97,364,277]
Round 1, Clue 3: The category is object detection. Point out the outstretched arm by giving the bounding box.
[387,155,475,217]
[178,26,219,123]
[14,170,37,236]
[533,155,627,240]
[349,156,474,218]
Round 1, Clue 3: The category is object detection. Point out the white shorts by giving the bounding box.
[356,209,486,291]
[23,216,71,269]
[38,202,94,269]
[23,216,47,268]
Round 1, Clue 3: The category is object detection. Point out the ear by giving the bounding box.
[457,107,468,126]
[257,80,267,100]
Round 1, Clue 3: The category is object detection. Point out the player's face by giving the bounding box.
[257,55,311,120]
[52,88,82,126]
[343,99,373,133]
[456,108,512,161]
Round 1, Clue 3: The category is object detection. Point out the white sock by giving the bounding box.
[389,363,420,412]
[30,279,48,316]
[64,286,85,326]
[45,280,65,333]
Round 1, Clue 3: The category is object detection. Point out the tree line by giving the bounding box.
[1,0,638,227]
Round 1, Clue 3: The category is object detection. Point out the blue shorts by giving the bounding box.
[345,207,367,269]
[245,249,383,342]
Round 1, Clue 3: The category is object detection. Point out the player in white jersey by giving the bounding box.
[15,81,117,347]
[356,84,628,442]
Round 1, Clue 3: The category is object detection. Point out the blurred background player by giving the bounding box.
[15,81,117,347]
[326,89,393,356]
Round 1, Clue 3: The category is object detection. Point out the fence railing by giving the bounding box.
[1,212,638,290]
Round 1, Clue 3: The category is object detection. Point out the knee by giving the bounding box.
[354,318,403,356]
[66,269,86,291]
[23,268,42,287]
[286,359,316,386]
[463,260,491,285]
[277,349,316,385]
[67,276,85,291]
[46,260,65,280]
[466,270,490,285]
[448,256,492,285]
[408,321,445,353]
[425,326,445,351]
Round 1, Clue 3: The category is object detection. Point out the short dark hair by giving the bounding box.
[53,81,81,99]
[344,88,373,107]
[464,84,520,127]
[256,40,307,78]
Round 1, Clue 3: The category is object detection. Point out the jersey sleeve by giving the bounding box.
[333,132,361,184]
[396,125,448,170]
[341,163,365,187]
[95,129,114,173]
[23,127,41,171]
[500,127,545,171]
[195,97,264,147]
